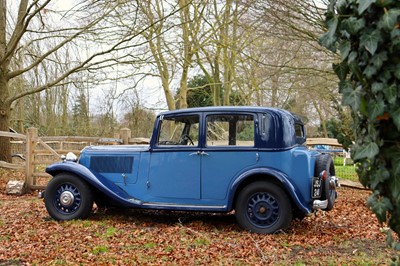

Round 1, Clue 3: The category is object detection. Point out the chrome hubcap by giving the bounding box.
[60,191,75,207]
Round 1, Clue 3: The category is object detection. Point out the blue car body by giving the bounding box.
[44,106,338,233]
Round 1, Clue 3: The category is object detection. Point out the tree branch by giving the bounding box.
[4,0,49,63]
[7,2,184,105]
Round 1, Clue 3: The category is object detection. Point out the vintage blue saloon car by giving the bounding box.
[43,106,338,234]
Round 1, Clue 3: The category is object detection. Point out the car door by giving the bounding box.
[146,114,201,201]
[200,113,259,200]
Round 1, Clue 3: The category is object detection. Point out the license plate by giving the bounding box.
[312,176,322,198]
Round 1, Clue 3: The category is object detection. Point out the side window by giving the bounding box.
[206,114,254,147]
[157,115,199,146]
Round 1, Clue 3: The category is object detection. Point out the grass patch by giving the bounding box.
[164,245,174,253]
[335,165,358,181]
[143,242,156,249]
[194,238,210,246]
[92,245,108,255]
[105,226,118,237]
[333,156,358,181]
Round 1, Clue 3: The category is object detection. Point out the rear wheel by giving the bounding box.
[235,181,292,234]
[44,173,93,221]
[314,154,337,211]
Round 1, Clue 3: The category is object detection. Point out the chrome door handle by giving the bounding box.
[189,151,209,156]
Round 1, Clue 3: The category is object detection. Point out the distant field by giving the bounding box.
[333,156,358,181]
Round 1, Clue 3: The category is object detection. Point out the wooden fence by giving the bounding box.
[0,128,149,190]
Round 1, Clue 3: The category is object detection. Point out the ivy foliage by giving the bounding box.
[320,0,400,238]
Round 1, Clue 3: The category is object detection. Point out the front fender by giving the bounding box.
[46,161,140,207]
[229,168,311,214]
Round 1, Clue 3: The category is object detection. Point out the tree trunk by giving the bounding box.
[271,75,278,108]
[0,0,10,162]
[178,0,191,110]
[313,100,328,137]
[0,106,12,163]
[212,57,222,106]
[222,0,232,106]
[0,72,11,162]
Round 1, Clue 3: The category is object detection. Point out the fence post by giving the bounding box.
[120,128,131,145]
[25,127,38,190]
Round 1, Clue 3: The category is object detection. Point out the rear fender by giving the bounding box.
[46,161,140,207]
[229,168,311,214]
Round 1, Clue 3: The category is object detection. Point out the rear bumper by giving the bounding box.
[313,175,340,210]
[313,199,328,210]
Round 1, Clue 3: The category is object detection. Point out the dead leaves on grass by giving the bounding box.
[0,180,398,265]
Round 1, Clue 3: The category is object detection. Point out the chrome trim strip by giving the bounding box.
[142,202,226,209]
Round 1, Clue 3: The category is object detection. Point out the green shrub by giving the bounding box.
[321,0,400,237]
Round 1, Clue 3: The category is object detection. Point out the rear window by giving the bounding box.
[295,123,306,144]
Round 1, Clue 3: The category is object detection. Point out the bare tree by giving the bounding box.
[176,0,206,109]
[136,1,177,110]
[136,0,206,110]
[0,0,182,162]
[247,0,339,125]
[193,0,260,106]
[0,0,117,161]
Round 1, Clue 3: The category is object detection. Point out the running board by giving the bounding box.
[142,202,227,210]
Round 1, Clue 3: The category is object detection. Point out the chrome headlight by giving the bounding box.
[62,152,78,162]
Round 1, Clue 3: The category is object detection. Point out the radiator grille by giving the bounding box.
[90,156,133,173]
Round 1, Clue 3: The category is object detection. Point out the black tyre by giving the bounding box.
[235,181,292,234]
[314,154,336,211]
[44,173,94,221]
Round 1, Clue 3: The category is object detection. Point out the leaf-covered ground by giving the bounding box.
[0,169,398,265]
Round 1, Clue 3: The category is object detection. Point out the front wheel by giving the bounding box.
[44,173,94,221]
[235,182,292,234]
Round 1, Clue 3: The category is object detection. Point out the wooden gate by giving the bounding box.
[0,128,149,190]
